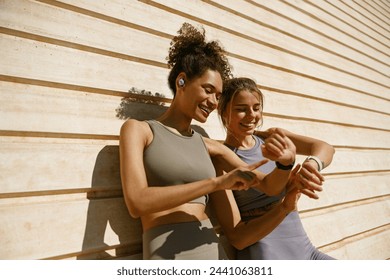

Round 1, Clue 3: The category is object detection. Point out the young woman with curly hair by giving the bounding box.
[119,23,314,260]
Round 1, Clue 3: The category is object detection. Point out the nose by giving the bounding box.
[247,108,255,117]
[207,93,218,109]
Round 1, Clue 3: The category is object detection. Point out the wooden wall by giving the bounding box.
[0,0,389,260]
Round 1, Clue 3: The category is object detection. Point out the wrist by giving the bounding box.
[280,201,291,215]
[212,176,223,191]
[275,160,295,170]
[305,156,324,171]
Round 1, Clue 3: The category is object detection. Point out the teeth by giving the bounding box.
[241,123,255,127]
[200,105,211,113]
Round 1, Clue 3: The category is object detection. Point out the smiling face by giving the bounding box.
[223,89,262,137]
[181,69,223,123]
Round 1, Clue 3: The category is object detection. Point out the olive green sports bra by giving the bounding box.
[143,120,215,205]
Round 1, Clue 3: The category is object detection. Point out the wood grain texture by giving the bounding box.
[0,0,388,259]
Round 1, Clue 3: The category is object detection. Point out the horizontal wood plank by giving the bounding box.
[0,0,171,64]
[326,0,390,37]
[145,0,389,97]
[1,136,389,195]
[0,195,141,260]
[207,0,389,85]
[1,27,388,114]
[300,198,390,248]
[298,172,390,211]
[34,0,390,109]
[279,0,390,54]
[0,34,170,97]
[0,0,388,261]
[228,56,390,114]
[1,81,389,138]
[323,226,390,260]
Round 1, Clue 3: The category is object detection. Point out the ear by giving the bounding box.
[176,73,187,89]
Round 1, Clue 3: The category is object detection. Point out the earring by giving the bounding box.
[178,78,185,87]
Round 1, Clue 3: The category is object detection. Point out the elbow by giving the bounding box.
[330,145,336,157]
[323,143,336,167]
[229,237,248,251]
[126,199,156,219]
[123,197,143,219]
[231,241,246,251]
[224,233,249,251]
[126,203,141,219]
[129,209,141,219]
[322,141,336,158]
[324,141,335,157]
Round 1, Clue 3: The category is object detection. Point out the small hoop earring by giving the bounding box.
[178,78,185,87]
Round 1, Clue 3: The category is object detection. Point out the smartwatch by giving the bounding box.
[306,156,324,171]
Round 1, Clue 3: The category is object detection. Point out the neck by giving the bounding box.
[225,132,255,150]
[157,106,193,136]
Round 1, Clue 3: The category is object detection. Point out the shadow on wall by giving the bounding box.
[115,87,167,121]
[79,95,211,259]
[115,95,211,136]
[78,145,142,259]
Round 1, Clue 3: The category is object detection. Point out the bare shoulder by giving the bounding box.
[203,137,222,155]
[121,119,147,133]
[120,119,152,145]
[203,137,232,158]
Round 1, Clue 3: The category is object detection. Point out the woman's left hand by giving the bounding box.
[294,160,324,199]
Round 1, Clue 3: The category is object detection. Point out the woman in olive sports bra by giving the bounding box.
[119,23,322,259]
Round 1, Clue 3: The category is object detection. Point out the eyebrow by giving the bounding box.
[234,103,261,106]
[202,83,222,95]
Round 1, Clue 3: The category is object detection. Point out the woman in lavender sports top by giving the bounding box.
[211,77,336,260]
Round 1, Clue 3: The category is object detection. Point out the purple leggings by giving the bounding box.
[237,211,335,260]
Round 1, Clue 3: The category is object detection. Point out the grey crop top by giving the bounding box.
[226,135,285,212]
[143,120,215,205]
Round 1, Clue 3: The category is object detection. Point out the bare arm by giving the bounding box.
[280,128,334,168]
[256,128,334,168]
[255,128,335,199]
[120,120,267,218]
[205,134,295,196]
[210,165,301,250]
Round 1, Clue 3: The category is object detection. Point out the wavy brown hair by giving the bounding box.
[218,77,264,127]
[167,23,232,95]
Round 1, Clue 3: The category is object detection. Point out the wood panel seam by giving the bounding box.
[318,223,390,253]
[299,194,390,217]
[206,0,390,80]
[2,26,389,101]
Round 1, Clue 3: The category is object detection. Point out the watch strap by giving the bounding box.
[306,155,324,171]
[275,161,295,170]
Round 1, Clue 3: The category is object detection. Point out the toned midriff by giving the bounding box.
[141,203,209,232]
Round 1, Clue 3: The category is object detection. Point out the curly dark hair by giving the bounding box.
[218,77,264,127]
[167,23,232,95]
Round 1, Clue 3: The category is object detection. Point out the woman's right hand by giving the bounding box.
[215,159,269,191]
[282,164,301,212]
[282,187,300,213]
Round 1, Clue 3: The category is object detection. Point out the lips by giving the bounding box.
[240,122,256,128]
[199,105,212,117]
